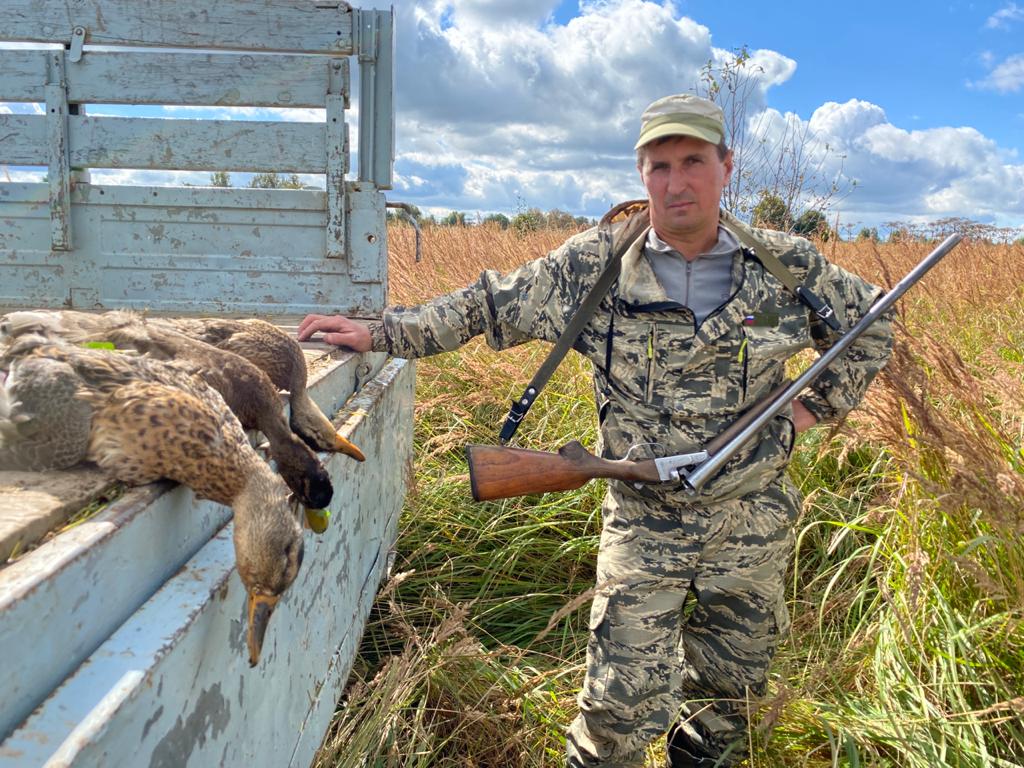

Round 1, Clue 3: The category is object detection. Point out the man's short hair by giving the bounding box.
[636,136,731,168]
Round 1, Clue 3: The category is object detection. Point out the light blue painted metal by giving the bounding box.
[0,5,394,316]
[355,9,395,189]
[0,183,386,316]
[347,183,388,285]
[326,60,350,260]
[44,49,72,251]
[0,5,407,764]
[0,49,348,107]
[5,0,357,55]
[0,357,415,767]
[0,481,233,743]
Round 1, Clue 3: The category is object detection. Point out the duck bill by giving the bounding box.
[332,432,365,462]
[247,593,281,667]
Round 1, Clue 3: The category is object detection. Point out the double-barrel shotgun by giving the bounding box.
[467,233,962,502]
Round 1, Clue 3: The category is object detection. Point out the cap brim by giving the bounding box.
[634,123,722,150]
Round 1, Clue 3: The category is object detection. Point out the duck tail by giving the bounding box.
[0,309,143,345]
[1,310,66,340]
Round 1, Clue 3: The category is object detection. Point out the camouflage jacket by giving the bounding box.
[369,209,893,501]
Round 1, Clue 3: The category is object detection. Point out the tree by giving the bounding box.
[696,47,852,225]
[856,227,879,242]
[544,209,578,230]
[793,209,832,240]
[886,225,913,244]
[482,213,510,229]
[511,208,545,234]
[210,171,231,187]
[440,210,468,227]
[248,172,303,189]
[751,192,792,231]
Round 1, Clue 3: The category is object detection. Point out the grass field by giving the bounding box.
[315,223,1024,767]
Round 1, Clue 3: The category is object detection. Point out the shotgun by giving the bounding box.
[467,233,963,502]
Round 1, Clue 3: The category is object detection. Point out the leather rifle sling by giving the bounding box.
[497,200,650,444]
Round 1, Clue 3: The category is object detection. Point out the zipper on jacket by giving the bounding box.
[739,328,749,402]
[645,323,656,402]
[696,249,749,331]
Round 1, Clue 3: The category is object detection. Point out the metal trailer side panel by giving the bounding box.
[0,357,414,767]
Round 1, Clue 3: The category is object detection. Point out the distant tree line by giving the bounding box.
[208,173,1023,245]
[209,171,306,189]
[386,205,594,233]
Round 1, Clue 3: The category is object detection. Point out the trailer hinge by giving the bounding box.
[69,26,86,62]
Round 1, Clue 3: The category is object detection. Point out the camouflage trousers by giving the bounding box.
[565,479,799,767]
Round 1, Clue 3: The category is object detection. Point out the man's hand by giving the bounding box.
[297,314,373,352]
[792,399,818,433]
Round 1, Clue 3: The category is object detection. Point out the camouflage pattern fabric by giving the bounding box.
[367,206,893,764]
[565,480,800,767]
[370,209,891,502]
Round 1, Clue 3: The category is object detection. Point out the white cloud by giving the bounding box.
[775,99,1024,224]
[985,2,1024,29]
[373,3,1024,229]
[388,1,796,214]
[972,53,1024,92]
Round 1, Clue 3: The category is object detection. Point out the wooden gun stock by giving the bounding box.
[466,441,660,502]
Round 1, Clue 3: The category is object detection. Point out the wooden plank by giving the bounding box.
[0,182,390,318]
[0,114,326,172]
[0,357,414,767]
[0,49,346,108]
[4,0,355,55]
[0,469,117,562]
[46,72,73,250]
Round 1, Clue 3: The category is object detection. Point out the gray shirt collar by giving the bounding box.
[646,225,739,260]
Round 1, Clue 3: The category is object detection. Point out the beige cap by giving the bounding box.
[634,94,725,150]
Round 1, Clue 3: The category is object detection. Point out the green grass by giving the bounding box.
[316,232,1024,767]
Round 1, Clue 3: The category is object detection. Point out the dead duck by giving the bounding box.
[1,310,338,509]
[146,316,364,460]
[3,310,364,460]
[0,336,302,665]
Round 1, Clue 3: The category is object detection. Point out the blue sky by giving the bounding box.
[379,0,1023,232]
[3,1,1023,234]
[660,0,1023,152]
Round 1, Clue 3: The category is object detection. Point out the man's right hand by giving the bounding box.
[296,314,373,352]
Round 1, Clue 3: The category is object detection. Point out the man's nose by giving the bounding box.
[666,167,688,194]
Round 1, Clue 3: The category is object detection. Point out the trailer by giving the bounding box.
[0,3,413,765]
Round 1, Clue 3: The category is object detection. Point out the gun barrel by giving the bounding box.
[683,232,963,493]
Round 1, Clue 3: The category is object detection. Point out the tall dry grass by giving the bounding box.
[316,223,1024,767]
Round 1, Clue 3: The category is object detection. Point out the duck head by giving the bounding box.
[288,392,365,461]
[269,432,335,509]
[232,469,306,667]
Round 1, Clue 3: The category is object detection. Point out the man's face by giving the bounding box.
[638,135,733,246]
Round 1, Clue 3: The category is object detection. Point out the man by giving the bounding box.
[299,94,892,767]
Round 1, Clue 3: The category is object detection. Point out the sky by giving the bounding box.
[3,0,1023,234]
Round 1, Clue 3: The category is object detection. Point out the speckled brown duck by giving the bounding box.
[0,335,302,665]
[156,316,365,460]
[1,310,348,509]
